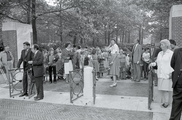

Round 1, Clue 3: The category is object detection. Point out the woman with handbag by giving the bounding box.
[149,39,174,108]
[107,39,120,87]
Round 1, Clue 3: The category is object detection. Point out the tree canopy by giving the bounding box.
[0,0,182,46]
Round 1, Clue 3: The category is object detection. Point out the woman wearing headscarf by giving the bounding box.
[149,39,174,108]
[107,39,120,87]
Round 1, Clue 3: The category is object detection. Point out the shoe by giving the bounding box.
[110,83,117,87]
[19,93,28,97]
[24,93,28,96]
[53,81,57,84]
[162,103,169,108]
[34,96,38,99]
[49,81,52,84]
[34,98,43,101]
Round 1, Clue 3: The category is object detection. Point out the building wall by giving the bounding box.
[2,31,18,66]
[169,5,182,47]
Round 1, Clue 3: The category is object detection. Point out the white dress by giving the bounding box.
[156,49,174,91]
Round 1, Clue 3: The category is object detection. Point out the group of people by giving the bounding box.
[41,40,132,86]
[131,38,182,120]
[0,38,182,120]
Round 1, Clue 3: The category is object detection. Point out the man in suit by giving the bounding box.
[169,48,182,120]
[28,44,44,101]
[170,39,179,52]
[132,39,142,82]
[17,42,34,97]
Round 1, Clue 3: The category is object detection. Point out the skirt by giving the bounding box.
[92,60,99,72]
[158,78,173,91]
[109,55,120,76]
[64,60,73,75]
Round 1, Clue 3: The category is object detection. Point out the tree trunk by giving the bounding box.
[32,0,37,44]
[122,30,125,44]
[73,35,76,45]
[104,30,107,45]
[93,37,95,47]
[128,30,130,43]
[116,29,118,44]
[59,0,63,42]
[0,18,3,46]
[139,25,142,44]
[27,0,31,24]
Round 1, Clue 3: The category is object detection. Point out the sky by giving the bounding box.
[45,0,57,6]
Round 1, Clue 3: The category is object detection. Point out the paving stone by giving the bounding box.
[0,99,153,120]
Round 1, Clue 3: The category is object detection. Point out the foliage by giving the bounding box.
[1,0,182,46]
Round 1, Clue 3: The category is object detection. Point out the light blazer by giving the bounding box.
[32,51,44,77]
[132,44,142,64]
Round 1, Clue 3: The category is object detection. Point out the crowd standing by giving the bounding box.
[0,38,182,120]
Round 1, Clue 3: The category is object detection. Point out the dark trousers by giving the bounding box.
[23,70,28,94]
[35,76,44,99]
[143,62,149,78]
[133,63,141,81]
[169,83,182,120]
[49,65,56,82]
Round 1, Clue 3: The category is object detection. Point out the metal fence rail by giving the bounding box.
[8,68,23,98]
[148,68,154,110]
[69,69,84,103]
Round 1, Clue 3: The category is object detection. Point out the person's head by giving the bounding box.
[110,39,116,45]
[4,45,9,52]
[56,47,61,53]
[31,44,39,53]
[91,48,97,55]
[160,39,171,51]
[0,46,4,52]
[65,42,71,49]
[23,42,30,50]
[169,39,176,49]
[77,45,81,50]
[50,49,54,55]
[134,39,139,44]
[120,49,124,54]
[73,44,77,51]
[145,48,150,53]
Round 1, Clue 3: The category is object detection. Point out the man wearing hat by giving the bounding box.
[17,42,34,97]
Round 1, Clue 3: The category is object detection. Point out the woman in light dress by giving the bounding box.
[107,39,120,87]
[61,43,74,83]
[149,39,174,108]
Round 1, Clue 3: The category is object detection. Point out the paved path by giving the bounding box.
[0,75,174,120]
[0,99,153,120]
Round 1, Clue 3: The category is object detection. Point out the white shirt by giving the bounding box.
[142,52,150,62]
[156,49,174,79]
[109,44,119,54]
[34,50,38,57]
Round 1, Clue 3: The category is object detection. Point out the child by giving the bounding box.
[119,49,126,80]
[91,49,99,80]
[98,48,105,78]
